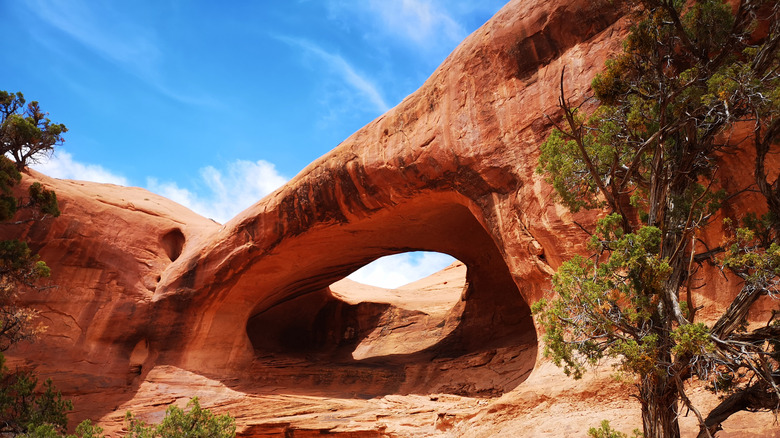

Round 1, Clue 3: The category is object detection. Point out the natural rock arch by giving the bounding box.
[155,192,537,396]
[142,0,632,386]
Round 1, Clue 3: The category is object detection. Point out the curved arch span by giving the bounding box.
[161,192,538,397]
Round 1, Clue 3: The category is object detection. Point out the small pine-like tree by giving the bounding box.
[534,0,778,437]
[0,90,61,351]
[0,89,68,436]
[0,91,67,171]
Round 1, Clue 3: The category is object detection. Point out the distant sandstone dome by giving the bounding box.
[2,0,776,436]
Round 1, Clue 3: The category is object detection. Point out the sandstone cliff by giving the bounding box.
[1,0,777,436]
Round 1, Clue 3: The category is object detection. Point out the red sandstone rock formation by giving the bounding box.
[1,0,778,436]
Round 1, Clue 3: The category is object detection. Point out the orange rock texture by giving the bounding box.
[1,0,778,436]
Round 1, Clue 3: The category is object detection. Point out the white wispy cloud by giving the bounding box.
[367,0,466,46]
[30,151,129,186]
[24,0,160,74]
[22,0,215,107]
[147,159,288,224]
[348,252,456,289]
[32,151,286,224]
[276,36,390,114]
[326,0,471,54]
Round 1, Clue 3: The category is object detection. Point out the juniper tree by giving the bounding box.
[0,89,61,351]
[0,90,65,435]
[1,91,67,171]
[533,0,779,436]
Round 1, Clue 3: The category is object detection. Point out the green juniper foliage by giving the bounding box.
[535,0,778,437]
[0,352,73,436]
[588,420,642,438]
[532,215,673,380]
[0,91,67,171]
[125,398,236,438]
[0,166,59,350]
[21,420,107,438]
[0,89,77,437]
[0,90,62,351]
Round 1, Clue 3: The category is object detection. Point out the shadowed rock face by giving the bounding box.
[3,0,777,436]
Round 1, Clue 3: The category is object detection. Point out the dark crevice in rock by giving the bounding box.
[161,228,185,262]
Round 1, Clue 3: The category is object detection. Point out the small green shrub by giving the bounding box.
[588,420,642,438]
[125,397,236,438]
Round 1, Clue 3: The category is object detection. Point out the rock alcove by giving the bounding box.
[235,197,538,397]
[246,252,464,359]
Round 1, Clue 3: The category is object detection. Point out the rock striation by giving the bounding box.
[1,0,777,436]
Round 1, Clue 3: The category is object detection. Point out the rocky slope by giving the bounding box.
[1,0,778,436]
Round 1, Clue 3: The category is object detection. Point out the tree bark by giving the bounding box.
[640,374,681,438]
[710,285,765,339]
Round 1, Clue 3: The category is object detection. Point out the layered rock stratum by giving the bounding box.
[2,0,778,436]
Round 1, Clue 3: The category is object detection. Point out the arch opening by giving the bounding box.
[246,254,465,359]
[347,251,457,289]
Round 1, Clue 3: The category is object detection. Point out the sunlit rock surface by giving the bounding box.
[2,0,777,436]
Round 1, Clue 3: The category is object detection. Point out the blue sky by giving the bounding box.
[1,0,507,287]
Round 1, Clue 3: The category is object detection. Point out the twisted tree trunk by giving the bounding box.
[640,373,681,438]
